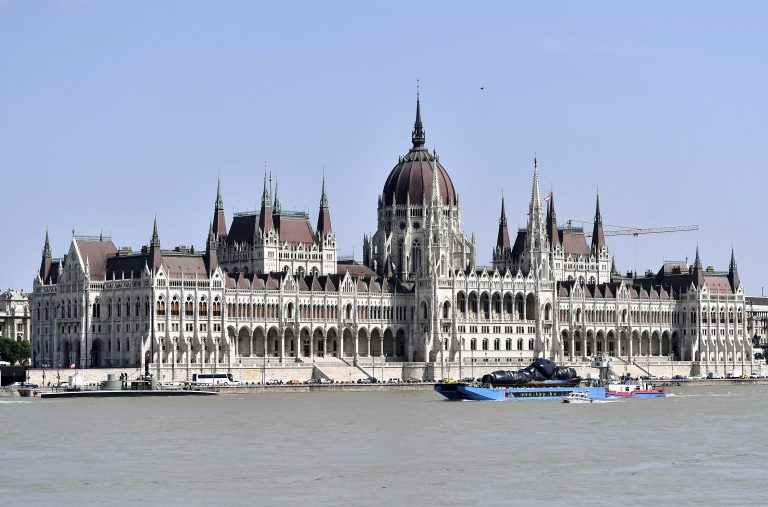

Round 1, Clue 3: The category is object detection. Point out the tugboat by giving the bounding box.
[435,359,606,401]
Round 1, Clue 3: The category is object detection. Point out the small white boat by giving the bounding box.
[562,392,593,403]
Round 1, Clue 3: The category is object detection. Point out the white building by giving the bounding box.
[0,289,30,343]
[29,96,755,378]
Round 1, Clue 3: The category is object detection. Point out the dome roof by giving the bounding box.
[381,95,457,207]
[382,148,457,206]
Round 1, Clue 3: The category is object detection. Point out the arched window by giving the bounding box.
[156,296,165,316]
[482,338,489,351]
[505,339,512,351]
[494,338,500,351]
[528,338,534,350]
[108,298,113,318]
[170,297,179,316]
[470,338,477,351]
[517,338,523,350]
[411,240,421,275]
[116,298,121,317]
[184,297,193,317]
[213,297,221,317]
[421,301,428,320]
[442,302,450,319]
[199,298,208,317]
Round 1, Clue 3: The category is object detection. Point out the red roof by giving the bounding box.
[75,239,118,280]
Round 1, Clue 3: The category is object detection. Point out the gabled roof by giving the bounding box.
[75,239,118,279]
[560,229,590,256]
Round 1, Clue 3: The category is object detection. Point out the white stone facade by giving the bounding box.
[29,98,755,378]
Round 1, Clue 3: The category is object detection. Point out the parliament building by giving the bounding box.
[30,97,755,381]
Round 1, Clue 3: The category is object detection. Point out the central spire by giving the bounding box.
[412,85,426,149]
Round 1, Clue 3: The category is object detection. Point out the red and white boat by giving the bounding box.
[605,381,666,398]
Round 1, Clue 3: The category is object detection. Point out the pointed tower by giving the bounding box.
[39,229,52,282]
[150,216,162,271]
[692,246,705,287]
[258,172,274,233]
[546,191,560,247]
[496,196,510,251]
[728,248,740,291]
[412,89,425,149]
[316,174,332,236]
[212,177,227,237]
[205,221,218,274]
[524,157,548,274]
[591,193,606,251]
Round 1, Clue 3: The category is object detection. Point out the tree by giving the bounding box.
[0,337,31,366]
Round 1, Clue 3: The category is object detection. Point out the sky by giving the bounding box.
[1,1,766,294]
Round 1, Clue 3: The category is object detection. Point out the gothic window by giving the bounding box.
[442,301,450,319]
[213,298,221,317]
[67,300,72,318]
[108,298,113,318]
[397,241,404,275]
[517,338,523,350]
[421,301,428,320]
[411,240,421,275]
[528,338,534,350]
[494,339,500,351]
[125,298,131,317]
[156,296,166,316]
[199,297,208,317]
[505,339,512,351]
[170,297,179,317]
[135,298,140,317]
[482,338,488,351]
[470,338,477,351]
[145,297,150,316]
[184,297,193,317]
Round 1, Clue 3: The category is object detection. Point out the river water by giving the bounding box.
[2,385,767,506]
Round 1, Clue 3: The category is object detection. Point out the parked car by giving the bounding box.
[317,378,333,384]
[288,379,301,385]
[672,375,687,380]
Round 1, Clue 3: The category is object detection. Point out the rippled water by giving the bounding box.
[2,385,767,506]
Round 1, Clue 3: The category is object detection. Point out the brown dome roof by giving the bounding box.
[381,95,457,207]
[382,148,456,206]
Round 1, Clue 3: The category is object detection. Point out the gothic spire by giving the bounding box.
[39,229,52,282]
[546,191,560,247]
[591,192,606,250]
[212,177,227,237]
[316,173,332,236]
[258,172,274,232]
[151,214,160,246]
[215,176,223,210]
[496,196,510,250]
[43,228,51,257]
[273,180,281,214]
[206,220,218,274]
[693,245,704,287]
[150,215,162,270]
[430,158,442,206]
[728,247,740,291]
[412,86,426,149]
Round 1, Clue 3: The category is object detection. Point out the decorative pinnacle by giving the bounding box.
[729,247,738,272]
[273,180,281,213]
[499,195,507,226]
[261,172,271,206]
[151,214,160,244]
[215,175,223,210]
[694,245,702,269]
[43,228,51,256]
[320,171,329,209]
[412,84,426,148]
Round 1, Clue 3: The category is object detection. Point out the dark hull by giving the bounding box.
[41,390,218,399]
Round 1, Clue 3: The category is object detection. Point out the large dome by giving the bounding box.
[381,95,457,207]
[382,148,457,206]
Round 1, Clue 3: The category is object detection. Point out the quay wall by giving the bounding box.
[24,359,767,386]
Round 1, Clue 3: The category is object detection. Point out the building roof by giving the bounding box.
[75,239,118,280]
[227,212,315,246]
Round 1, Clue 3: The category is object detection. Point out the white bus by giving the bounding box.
[192,373,239,385]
